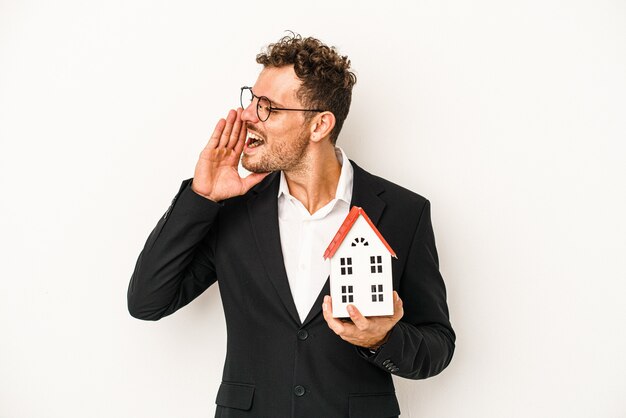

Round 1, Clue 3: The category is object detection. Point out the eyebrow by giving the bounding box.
[266,96,286,108]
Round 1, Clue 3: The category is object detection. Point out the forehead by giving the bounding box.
[252,65,302,105]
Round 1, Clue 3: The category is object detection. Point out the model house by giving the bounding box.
[323,206,397,318]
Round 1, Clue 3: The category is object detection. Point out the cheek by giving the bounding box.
[264,117,309,144]
[265,127,294,143]
[271,115,307,133]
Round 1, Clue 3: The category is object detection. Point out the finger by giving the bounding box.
[347,304,369,331]
[227,108,243,150]
[323,295,346,335]
[391,291,404,321]
[233,118,247,156]
[207,118,227,149]
[218,109,237,148]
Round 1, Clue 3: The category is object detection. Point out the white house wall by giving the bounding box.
[330,216,394,318]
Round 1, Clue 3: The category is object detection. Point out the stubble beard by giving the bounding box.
[242,129,310,174]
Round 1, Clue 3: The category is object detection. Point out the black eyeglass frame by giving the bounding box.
[240,86,325,122]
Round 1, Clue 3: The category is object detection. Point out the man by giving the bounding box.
[128,34,454,418]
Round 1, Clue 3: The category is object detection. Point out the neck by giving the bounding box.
[284,143,342,215]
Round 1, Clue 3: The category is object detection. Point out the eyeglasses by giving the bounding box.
[240,86,325,122]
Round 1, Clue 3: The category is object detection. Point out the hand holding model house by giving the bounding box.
[322,206,405,350]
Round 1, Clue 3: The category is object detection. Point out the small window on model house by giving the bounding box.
[341,285,354,303]
[371,284,384,302]
[340,257,353,275]
[370,255,383,273]
[351,237,369,247]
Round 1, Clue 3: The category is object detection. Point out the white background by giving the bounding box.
[1,1,625,417]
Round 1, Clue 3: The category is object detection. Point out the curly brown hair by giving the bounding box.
[256,33,357,144]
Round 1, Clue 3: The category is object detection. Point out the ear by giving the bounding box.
[309,112,336,143]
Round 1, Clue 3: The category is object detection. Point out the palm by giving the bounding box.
[192,109,269,202]
[194,147,245,198]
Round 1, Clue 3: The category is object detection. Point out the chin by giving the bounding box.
[242,157,273,174]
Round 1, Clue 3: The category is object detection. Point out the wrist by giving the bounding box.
[368,329,392,351]
[191,182,219,202]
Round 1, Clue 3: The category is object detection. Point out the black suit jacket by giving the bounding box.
[128,160,455,418]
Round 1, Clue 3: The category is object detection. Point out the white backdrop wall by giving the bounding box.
[1,1,625,417]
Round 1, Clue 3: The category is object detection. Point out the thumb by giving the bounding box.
[241,171,271,193]
[392,291,404,321]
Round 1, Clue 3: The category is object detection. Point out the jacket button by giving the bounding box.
[297,330,309,340]
[392,367,400,373]
[382,359,391,366]
[294,385,305,396]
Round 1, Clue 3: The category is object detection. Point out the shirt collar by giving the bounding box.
[277,147,353,205]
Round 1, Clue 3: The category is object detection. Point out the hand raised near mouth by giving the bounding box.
[191,108,270,202]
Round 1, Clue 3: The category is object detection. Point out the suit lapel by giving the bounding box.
[349,160,386,225]
[248,172,302,326]
[301,160,386,327]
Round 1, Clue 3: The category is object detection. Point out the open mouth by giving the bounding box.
[246,130,266,148]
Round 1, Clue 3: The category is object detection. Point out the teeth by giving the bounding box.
[247,130,265,148]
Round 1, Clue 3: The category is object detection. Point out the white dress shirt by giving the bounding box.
[278,147,354,323]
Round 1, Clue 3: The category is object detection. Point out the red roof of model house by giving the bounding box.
[323,206,397,260]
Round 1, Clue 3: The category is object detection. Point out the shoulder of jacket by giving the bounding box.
[350,160,429,208]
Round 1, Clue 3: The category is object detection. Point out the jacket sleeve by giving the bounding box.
[127,178,221,321]
[358,200,456,379]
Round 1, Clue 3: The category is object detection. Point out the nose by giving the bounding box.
[241,101,259,123]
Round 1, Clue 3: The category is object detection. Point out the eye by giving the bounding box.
[258,97,271,112]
